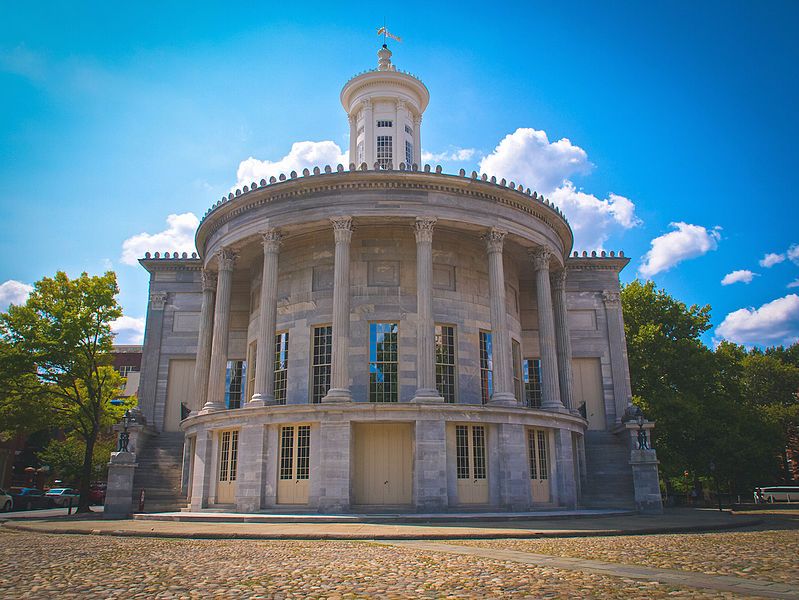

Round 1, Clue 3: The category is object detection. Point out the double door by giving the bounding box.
[277,425,310,504]
[528,428,551,503]
[353,423,413,506]
[216,430,238,504]
[455,425,489,504]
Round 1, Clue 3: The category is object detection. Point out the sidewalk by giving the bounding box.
[1,507,763,540]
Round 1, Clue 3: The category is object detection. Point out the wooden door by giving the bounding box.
[216,430,238,504]
[353,423,413,506]
[573,358,606,430]
[455,425,489,504]
[277,425,311,504]
[165,359,195,431]
[527,428,551,503]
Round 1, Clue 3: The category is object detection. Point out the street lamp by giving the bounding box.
[117,409,133,452]
[635,411,649,450]
[709,460,723,512]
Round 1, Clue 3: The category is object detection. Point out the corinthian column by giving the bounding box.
[201,248,236,413]
[249,229,282,407]
[192,270,216,413]
[412,217,444,403]
[484,228,517,405]
[322,217,353,402]
[551,269,575,412]
[530,248,564,411]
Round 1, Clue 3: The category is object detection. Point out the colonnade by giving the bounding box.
[192,218,577,414]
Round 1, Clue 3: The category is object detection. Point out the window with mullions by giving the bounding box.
[435,324,456,403]
[523,358,543,408]
[479,331,493,404]
[377,120,393,127]
[405,124,413,135]
[405,140,413,166]
[311,326,332,403]
[376,135,393,169]
[369,322,399,402]
[455,425,470,479]
[274,332,289,405]
[279,426,294,480]
[225,360,247,409]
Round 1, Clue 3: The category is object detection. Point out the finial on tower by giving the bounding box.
[377,45,395,71]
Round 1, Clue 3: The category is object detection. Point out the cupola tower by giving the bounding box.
[340,45,430,169]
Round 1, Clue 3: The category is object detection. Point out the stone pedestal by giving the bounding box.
[621,421,663,514]
[104,452,137,518]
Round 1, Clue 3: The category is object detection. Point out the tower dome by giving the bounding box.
[340,45,430,169]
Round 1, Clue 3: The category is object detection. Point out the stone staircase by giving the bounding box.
[581,430,636,509]
[132,432,187,513]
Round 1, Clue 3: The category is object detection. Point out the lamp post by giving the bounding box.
[709,460,723,512]
[117,409,132,453]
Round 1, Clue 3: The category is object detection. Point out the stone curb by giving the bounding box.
[0,516,763,541]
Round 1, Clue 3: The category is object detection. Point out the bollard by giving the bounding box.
[67,497,72,515]
[138,489,145,512]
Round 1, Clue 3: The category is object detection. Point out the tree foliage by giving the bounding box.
[622,280,797,495]
[0,271,129,511]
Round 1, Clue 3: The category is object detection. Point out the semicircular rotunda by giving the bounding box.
[131,45,663,514]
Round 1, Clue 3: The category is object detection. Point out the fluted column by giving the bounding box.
[191,270,216,413]
[249,229,282,407]
[363,98,374,167]
[202,248,237,412]
[484,228,517,405]
[412,217,444,403]
[603,290,633,423]
[347,114,357,166]
[551,269,575,412]
[322,217,353,402]
[530,248,564,411]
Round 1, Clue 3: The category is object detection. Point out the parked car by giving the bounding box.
[9,487,52,510]
[45,488,80,507]
[89,483,106,506]
[0,488,13,512]
[754,486,799,503]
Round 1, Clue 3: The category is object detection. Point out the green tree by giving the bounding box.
[0,271,128,512]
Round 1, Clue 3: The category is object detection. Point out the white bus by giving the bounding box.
[754,486,799,503]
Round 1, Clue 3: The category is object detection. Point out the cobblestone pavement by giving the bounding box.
[0,529,753,599]
[453,526,799,586]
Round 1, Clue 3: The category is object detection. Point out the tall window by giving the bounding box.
[479,331,493,404]
[512,340,522,401]
[528,429,549,481]
[225,360,247,409]
[369,322,399,402]
[377,120,393,127]
[274,332,289,405]
[405,140,413,166]
[523,358,543,408]
[311,325,332,403]
[456,425,487,480]
[435,324,456,403]
[376,135,393,169]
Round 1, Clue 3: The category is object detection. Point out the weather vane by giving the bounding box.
[377,22,402,44]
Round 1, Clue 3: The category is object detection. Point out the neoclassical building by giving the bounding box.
[132,46,662,514]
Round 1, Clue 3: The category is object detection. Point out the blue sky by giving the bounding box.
[1,1,798,347]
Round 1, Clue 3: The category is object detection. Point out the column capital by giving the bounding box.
[602,290,621,307]
[261,228,282,254]
[149,291,167,310]
[414,217,437,244]
[348,114,356,126]
[216,247,237,272]
[529,247,553,271]
[201,269,217,292]
[330,217,353,243]
[550,268,567,291]
[483,227,507,254]
[361,97,372,110]
[414,114,422,126]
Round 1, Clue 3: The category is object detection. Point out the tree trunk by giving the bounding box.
[77,428,97,513]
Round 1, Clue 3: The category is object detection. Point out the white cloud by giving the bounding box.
[721,269,758,286]
[120,213,199,266]
[788,279,799,289]
[478,128,592,194]
[421,148,477,162]
[548,182,640,250]
[233,141,347,190]
[111,316,146,345]
[788,244,799,265]
[0,280,33,311]
[759,252,785,268]
[639,222,721,277]
[716,294,799,347]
